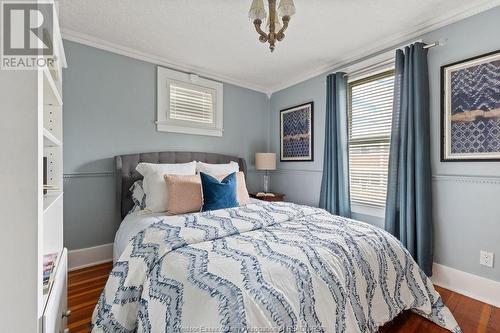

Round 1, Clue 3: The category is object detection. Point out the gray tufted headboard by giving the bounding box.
[115,151,247,220]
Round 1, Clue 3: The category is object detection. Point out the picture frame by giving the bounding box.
[280,102,314,162]
[441,50,500,162]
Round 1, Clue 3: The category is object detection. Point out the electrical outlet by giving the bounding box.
[480,250,494,268]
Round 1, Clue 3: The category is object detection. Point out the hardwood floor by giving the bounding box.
[379,286,500,333]
[68,262,113,333]
[68,262,499,333]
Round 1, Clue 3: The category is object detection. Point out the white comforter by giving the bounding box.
[94,201,460,333]
[113,211,164,262]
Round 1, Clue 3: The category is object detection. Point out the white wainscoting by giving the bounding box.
[68,243,113,271]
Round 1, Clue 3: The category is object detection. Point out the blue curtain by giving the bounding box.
[319,73,351,217]
[385,43,433,275]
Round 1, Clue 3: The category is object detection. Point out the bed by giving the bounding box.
[92,151,461,333]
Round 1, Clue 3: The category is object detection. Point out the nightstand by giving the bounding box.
[250,193,286,202]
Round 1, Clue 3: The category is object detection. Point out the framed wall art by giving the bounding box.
[441,50,500,161]
[280,102,314,161]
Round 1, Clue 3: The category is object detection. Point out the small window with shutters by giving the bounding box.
[348,70,394,209]
[157,67,223,136]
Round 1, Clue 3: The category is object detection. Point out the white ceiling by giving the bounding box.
[59,0,500,94]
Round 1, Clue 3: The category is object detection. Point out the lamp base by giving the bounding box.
[263,171,270,193]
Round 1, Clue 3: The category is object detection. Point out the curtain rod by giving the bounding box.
[423,41,440,49]
[341,41,442,78]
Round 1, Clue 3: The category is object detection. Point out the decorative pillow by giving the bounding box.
[221,172,250,205]
[196,161,239,176]
[164,172,250,214]
[164,174,202,214]
[200,172,238,211]
[129,180,146,213]
[136,161,196,212]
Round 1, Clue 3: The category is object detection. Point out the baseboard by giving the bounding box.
[431,263,500,308]
[68,243,113,271]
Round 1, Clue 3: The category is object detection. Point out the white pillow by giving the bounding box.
[136,161,196,212]
[129,180,146,214]
[196,161,239,176]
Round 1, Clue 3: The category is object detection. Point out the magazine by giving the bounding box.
[43,253,58,294]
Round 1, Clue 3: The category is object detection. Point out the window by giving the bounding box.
[157,67,223,136]
[348,70,394,208]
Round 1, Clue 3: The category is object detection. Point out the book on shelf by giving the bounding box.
[43,252,58,294]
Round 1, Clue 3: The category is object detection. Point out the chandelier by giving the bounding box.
[249,0,296,52]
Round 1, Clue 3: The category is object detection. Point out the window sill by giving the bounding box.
[351,203,385,219]
[156,122,223,137]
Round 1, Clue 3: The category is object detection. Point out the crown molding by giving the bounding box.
[267,0,500,94]
[61,28,269,94]
[61,1,500,96]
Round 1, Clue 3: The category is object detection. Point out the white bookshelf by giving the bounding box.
[39,4,68,330]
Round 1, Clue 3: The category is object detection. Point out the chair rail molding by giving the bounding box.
[273,169,323,175]
[432,174,500,185]
[64,171,114,178]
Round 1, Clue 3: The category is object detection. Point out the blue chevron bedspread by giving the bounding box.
[92,201,461,333]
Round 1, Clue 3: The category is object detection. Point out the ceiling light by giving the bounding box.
[249,0,296,52]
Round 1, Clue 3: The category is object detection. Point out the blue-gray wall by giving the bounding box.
[269,7,500,282]
[62,41,268,250]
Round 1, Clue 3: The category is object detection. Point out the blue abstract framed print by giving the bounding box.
[441,50,500,161]
[280,102,314,161]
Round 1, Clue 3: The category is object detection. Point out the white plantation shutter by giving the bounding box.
[157,67,223,136]
[169,82,215,124]
[348,71,394,207]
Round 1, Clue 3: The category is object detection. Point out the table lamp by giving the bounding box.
[255,153,276,193]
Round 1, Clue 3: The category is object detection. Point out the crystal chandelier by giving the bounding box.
[249,0,296,52]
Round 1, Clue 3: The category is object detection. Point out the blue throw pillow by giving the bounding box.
[200,172,238,211]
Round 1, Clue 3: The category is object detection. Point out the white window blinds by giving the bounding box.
[157,67,223,136]
[169,82,215,124]
[348,71,394,207]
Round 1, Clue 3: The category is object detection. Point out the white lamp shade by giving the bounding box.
[278,0,296,17]
[256,153,276,170]
[249,0,267,20]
